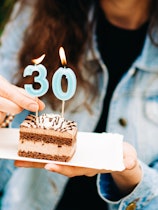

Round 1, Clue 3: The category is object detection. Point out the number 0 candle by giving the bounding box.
[52,47,77,117]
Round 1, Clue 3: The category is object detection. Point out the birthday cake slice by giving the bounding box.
[18,114,77,162]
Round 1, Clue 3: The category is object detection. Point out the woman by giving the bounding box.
[1,0,158,209]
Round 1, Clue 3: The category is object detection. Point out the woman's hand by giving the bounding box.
[15,142,141,177]
[0,75,45,117]
[15,142,142,195]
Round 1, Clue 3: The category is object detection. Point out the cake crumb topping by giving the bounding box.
[21,114,77,132]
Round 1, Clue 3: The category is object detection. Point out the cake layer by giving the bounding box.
[20,126,77,137]
[20,127,77,145]
[18,141,76,161]
[18,140,76,156]
[18,114,78,162]
[18,151,72,162]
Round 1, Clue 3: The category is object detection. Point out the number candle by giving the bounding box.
[23,54,49,117]
[23,54,49,97]
[52,47,77,117]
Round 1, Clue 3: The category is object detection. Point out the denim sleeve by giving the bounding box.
[97,160,158,210]
[0,160,15,193]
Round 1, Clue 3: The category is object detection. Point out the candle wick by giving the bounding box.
[61,100,65,118]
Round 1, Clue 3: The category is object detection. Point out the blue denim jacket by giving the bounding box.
[1,2,158,210]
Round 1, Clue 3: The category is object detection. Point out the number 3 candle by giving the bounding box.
[23,54,49,97]
[52,47,77,117]
[23,54,49,117]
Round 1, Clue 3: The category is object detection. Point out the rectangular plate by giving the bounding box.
[0,128,125,170]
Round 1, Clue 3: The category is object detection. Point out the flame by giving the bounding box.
[59,47,67,66]
[32,54,45,65]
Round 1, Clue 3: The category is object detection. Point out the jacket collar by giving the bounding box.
[134,33,158,72]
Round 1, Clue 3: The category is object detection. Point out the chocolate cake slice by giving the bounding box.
[18,114,77,162]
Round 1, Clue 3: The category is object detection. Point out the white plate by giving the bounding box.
[0,128,125,171]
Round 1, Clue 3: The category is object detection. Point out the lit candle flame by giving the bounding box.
[32,54,45,65]
[59,47,67,66]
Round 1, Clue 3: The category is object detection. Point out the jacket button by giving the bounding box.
[126,202,136,210]
[119,118,127,127]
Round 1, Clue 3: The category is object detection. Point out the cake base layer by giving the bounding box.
[18,150,72,162]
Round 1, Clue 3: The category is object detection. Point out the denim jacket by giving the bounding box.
[1,2,158,210]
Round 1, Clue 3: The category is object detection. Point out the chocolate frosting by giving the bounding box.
[21,114,77,132]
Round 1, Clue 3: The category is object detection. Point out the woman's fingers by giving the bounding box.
[123,142,138,170]
[0,112,7,124]
[44,164,100,177]
[14,160,101,177]
[14,160,46,169]
[0,76,45,112]
[0,96,23,114]
[13,87,45,112]
[44,164,109,177]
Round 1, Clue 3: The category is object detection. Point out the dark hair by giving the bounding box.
[17,0,96,110]
[0,0,17,35]
[15,0,158,110]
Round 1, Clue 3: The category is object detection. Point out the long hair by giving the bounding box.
[13,0,158,110]
[17,0,96,110]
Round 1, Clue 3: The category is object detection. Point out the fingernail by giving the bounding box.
[45,164,56,171]
[45,165,53,171]
[126,158,136,170]
[39,101,45,109]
